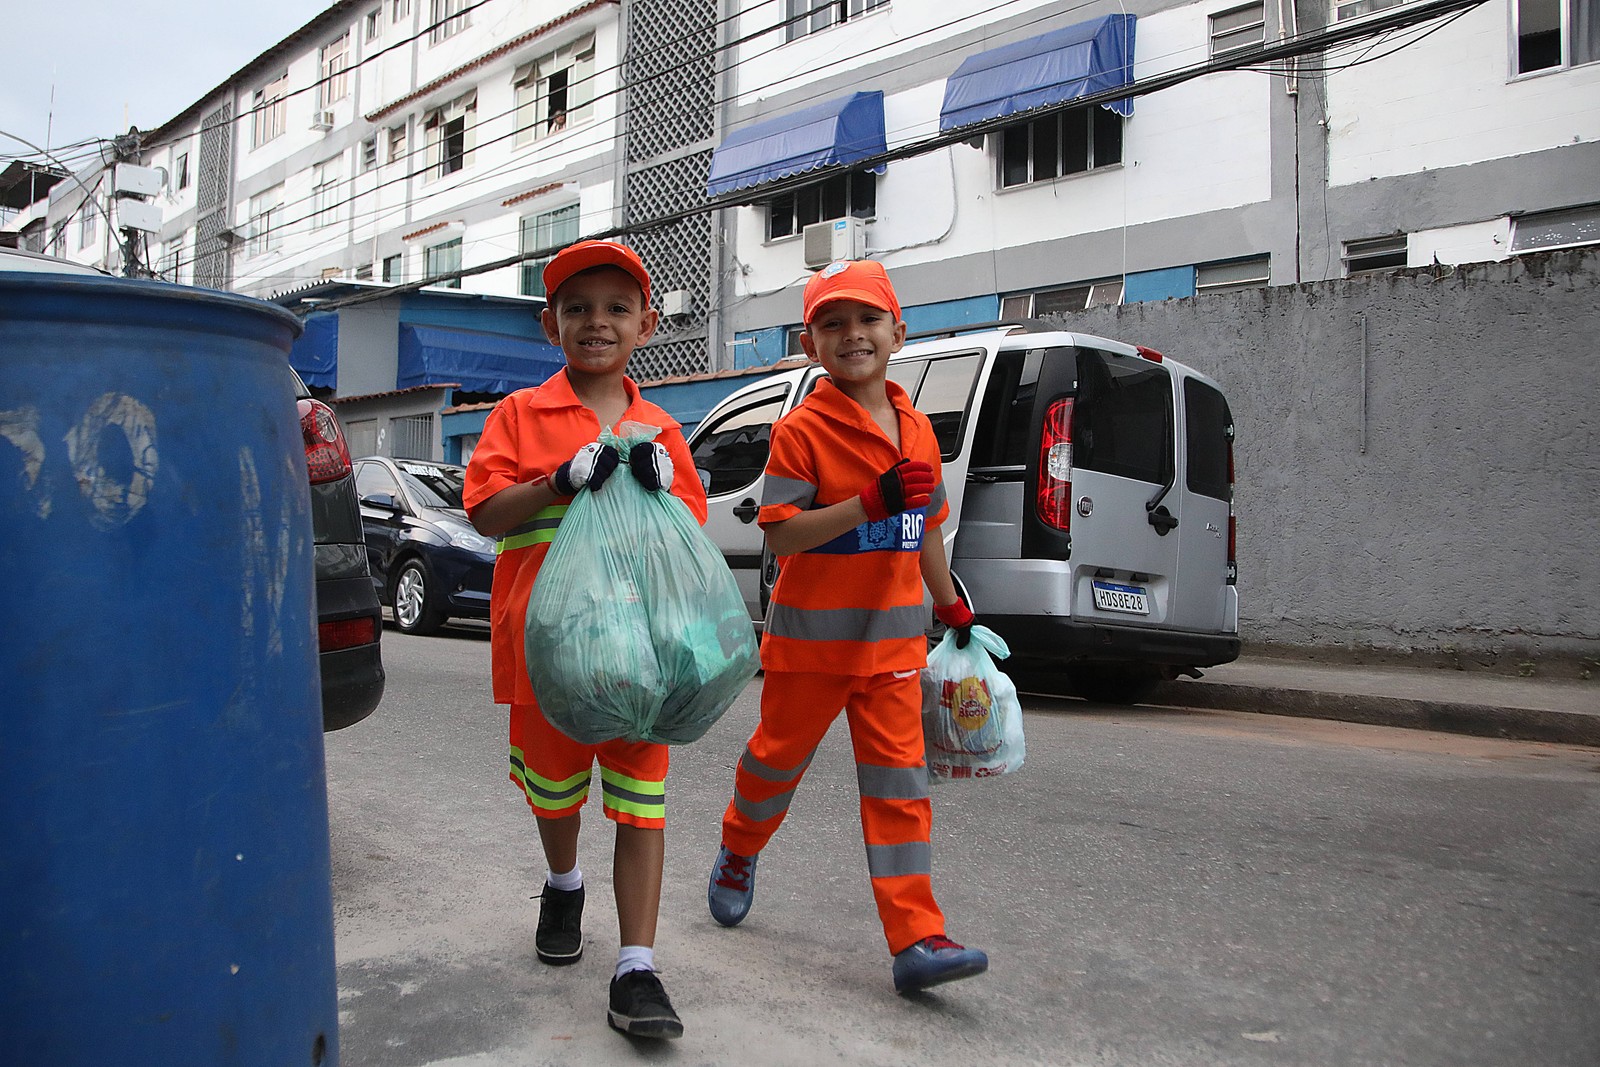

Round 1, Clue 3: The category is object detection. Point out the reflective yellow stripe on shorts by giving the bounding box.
[600,766,666,821]
[496,503,568,553]
[511,744,590,813]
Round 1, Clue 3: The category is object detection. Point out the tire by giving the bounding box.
[392,558,448,636]
[1063,666,1161,706]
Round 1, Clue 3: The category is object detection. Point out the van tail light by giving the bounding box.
[1036,398,1074,532]
[298,397,353,485]
[1136,345,1165,363]
[1226,432,1238,584]
[320,615,377,652]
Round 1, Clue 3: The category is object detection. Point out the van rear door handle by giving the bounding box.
[734,498,759,524]
[1147,504,1178,535]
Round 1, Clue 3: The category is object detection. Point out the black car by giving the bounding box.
[353,456,496,635]
[293,370,386,730]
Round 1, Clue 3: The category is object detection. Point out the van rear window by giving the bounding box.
[1184,379,1232,501]
[1073,351,1173,486]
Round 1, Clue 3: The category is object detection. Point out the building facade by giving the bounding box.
[701,0,1598,364]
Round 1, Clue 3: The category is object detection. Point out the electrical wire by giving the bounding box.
[169,0,1487,293]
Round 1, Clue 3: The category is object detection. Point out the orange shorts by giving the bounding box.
[508,701,668,829]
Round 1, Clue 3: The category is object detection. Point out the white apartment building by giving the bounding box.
[6,0,1595,382]
[702,0,1599,364]
[135,0,625,303]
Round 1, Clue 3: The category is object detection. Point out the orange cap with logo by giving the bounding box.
[801,259,902,324]
[542,239,652,306]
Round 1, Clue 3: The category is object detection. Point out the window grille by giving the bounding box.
[1209,3,1265,58]
[391,414,434,460]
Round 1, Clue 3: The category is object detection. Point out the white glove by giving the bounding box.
[628,441,674,492]
[552,441,620,495]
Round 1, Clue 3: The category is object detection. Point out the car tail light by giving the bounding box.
[1136,345,1165,362]
[319,615,377,652]
[1036,398,1073,532]
[1226,430,1238,584]
[298,397,352,485]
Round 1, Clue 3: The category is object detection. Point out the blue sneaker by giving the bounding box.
[892,935,988,993]
[708,845,757,927]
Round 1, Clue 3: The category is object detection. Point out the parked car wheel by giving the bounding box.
[1063,665,1162,706]
[393,558,448,635]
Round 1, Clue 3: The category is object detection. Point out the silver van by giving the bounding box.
[686,325,1240,703]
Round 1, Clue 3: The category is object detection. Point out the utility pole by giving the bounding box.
[110,130,160,278]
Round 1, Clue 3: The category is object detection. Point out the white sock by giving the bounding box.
[615,945,654,979]
[545,866,582,892]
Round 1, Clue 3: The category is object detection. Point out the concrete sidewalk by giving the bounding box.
[1146,654,1600,748]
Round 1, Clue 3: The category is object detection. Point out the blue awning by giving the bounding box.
[397,323,564,394]
[288,312,338,390]
[706,91,886,197]
[939,14,1137,133]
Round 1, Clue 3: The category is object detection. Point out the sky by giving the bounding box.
[1,1,335,165]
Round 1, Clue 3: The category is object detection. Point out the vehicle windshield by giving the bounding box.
[396,461,466,509]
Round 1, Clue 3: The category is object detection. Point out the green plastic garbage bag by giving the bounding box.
[525,422,759,744]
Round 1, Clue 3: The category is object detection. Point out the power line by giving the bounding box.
[295,0,1491,313]
[168,0,1049,282]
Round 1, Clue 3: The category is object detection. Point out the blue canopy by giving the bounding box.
[288,312,337,390]
[706,91,886,197]
[397,323,564,394]
[939,14,1137,132]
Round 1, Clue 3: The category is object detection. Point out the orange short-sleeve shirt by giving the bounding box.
[757,377,949,676]
[463,368,707,705]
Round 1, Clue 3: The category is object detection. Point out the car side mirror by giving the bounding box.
[697,468,712,493]
[360,491,401,511]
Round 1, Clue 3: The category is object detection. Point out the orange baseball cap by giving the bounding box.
[542,239,652,306]
[801,259,902,324]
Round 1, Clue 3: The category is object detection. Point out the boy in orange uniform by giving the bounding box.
[706,259,988,994]
[464,240,705,1039]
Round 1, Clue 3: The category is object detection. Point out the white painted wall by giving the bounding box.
[724,0,1275,304]
[1408,217,1513,265]
[1326,4,1600,186]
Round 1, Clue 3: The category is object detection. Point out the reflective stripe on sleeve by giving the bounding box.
[762,474,816,510]
[496,503,568,553]
[865,840,933,879]
[857,763,929,801]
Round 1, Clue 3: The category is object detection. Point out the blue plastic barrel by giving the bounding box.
[0,273,337,1066]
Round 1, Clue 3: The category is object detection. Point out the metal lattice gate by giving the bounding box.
[624,0,717,381]
[193,103,234,292]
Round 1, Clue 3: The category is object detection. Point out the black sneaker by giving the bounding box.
[607,968,684,1039]
[534,883,583,965]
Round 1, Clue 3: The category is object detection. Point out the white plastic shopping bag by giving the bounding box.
[920,624,1025,781]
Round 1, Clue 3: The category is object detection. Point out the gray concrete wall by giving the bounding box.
[1042,248,1600,672]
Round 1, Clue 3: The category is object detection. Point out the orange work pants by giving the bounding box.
[720,669,944,955]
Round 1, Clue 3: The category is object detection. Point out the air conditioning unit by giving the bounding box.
[802,217,865,269]
[659,289,691,318]
[311,110,336,130]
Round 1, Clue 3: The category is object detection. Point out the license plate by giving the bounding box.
[1092,580,1149,615]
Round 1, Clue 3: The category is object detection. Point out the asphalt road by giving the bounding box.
[324,625,1600,1067]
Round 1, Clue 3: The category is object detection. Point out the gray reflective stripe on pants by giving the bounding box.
[734,785,798,823]
[865,840,932,879]
[739,745,814,784]
[857,763,929,801]
[765,602,927,643]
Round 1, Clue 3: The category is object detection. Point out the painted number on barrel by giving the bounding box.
[0,393,159,528]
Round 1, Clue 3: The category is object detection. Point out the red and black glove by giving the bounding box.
[859,458,935,522]
[934,597,975,649]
